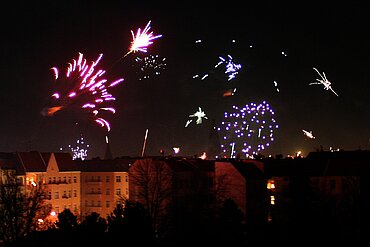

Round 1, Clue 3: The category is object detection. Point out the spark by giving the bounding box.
[133,54,167,80]
[187,107,208,126]
[302,129,315,139]
[309,67,339,96]
[273,80,280,92]
[126,20,162,57]
[66,135,90,160]
[185,119,192,128]
[218,101,278,158]
[45,52,123,132]
[215,55,242,81]
[223,88,237,97]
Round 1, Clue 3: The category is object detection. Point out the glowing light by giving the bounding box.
[45,52,123,132]
[186,107,208,127]
[133,54,167,80]
[127,20,162,56]
[302,129,315,139]
[68,135,90,160]
[200,152,207,160]
[218,101,278,158]
[309,67,338,96]
[215,55,242,81]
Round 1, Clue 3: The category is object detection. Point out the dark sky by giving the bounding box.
[1,1,369,159]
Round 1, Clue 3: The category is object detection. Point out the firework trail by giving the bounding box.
[218,101,279,158]
[43,52,124,132]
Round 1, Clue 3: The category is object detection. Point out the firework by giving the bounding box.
[185,107,208,127]
[66,135,90,160]
[45,52,124,132]
[215,55,242,81]
[133,54,167,80]
[218,101,278,158]
[193,54,241,82]
[126,20,162,57]
[302,129,315,139]
[309,67,338,96]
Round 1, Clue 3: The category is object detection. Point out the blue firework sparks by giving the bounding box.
[218,101,279,158]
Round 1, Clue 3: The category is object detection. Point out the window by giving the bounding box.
[106,176,110,182]
[68,177,71,183]
[73,176,77,183]
[106,201,110,208]
[48,177,51,184]
[73,190,77,197]
[116,188,121,195]
[68,190,71,198]
[54,192,59,199]
[106,188,110,195]
[125,175,128,182]
[116,176,121,182]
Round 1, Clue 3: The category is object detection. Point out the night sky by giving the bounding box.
[1,1,369,159]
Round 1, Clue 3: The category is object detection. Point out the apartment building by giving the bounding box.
[79,157,134,219]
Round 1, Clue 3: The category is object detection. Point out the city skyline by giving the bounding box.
[1,2,369,159]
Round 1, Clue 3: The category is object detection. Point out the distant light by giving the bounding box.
[200,152,207,160]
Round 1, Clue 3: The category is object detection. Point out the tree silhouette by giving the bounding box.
[56,208,78,231]
[0,171,49,245]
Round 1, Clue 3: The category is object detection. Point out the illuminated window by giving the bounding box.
[116,188,121,195]
[270,195,275,205]
[267,179,275,189]
[116,176,121,182]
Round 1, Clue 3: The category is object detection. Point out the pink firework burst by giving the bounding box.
[45,52,124,132]
[127,20,162,56]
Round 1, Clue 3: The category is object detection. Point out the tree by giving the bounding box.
[0,171,49,245]
[129,158,172,233]
[80,212,107,235]
[55,208,78,231]
[107,201,154,244]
